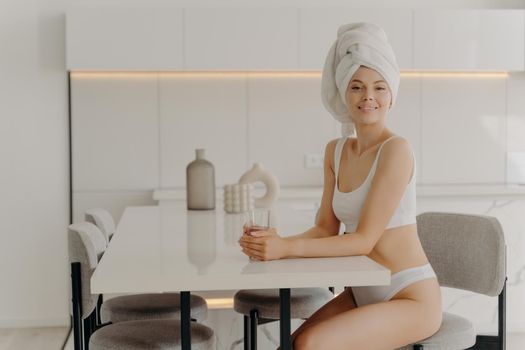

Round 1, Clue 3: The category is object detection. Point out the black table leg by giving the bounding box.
[280,288,291,350]
[244,315,250,350]
[181,291,191,350]
[250,309,258,350]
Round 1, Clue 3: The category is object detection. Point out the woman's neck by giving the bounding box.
[353,126,391,157]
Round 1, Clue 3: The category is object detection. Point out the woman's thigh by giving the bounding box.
[294,279,442,350]
[291,288,357,338]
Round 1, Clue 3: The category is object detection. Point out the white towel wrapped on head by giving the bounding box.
[321,22,400,136]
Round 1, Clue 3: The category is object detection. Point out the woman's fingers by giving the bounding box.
[240,240,269,258]
[240,241,264,250]
[239,235,266,244]
[242,247,263,260]
[238,229,278,261]
[249,227,277,238]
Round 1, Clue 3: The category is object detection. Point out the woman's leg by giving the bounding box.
[288,288,358,344]
[294,279,442,350]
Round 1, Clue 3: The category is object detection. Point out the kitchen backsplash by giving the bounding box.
[72,72,525,191]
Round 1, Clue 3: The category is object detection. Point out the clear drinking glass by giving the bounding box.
[243,209,270,236]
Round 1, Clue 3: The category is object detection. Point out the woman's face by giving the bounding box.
[345,66,392,127]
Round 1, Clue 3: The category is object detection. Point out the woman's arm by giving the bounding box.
[240,137,414,260]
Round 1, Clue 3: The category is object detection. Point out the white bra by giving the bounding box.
[332,136,416,233]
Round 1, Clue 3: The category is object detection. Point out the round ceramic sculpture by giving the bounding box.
[238,163,279,208]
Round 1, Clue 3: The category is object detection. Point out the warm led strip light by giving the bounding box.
[205,293,340,309]
[70,71,321,79]
[401,71,508,78]
[70,71,509,79]
[205,298,234,309]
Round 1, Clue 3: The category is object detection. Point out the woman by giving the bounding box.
[238,23,442,349]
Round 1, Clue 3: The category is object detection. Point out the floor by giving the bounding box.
[0,327,68,350]
[0,327,524,350]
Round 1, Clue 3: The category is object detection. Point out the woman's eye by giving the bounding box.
[351,86,361,90]
[376,87,386,90]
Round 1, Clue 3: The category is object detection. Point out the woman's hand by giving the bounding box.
[238,227,290,261]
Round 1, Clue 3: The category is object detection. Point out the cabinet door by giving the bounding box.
[299,8,413,70]
[184,8,299,70]
[66,6,183,70]
[414,10,524,71]
[158,74,248,188]
[71,76,160,191]
[420,76,506,184]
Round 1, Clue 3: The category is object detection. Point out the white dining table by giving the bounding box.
[91,203,390,349]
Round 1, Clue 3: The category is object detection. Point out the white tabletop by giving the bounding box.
[91,204,390,294]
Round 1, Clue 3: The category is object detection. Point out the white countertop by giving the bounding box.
[91,203,390,294]
[154,184,525,202]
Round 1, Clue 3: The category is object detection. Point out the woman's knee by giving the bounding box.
[293,327,319,350]
[427,309,443,336]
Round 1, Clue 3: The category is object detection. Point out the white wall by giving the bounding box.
[1,0,525,329]
[0,0,69,326]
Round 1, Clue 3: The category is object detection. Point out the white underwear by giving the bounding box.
[351,263,437,307]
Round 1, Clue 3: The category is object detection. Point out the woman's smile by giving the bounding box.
[357,105,378,112]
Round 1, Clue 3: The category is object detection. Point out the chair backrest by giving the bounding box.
[68,222,107,318]
[85,208,116,243]
[417,212,506,297]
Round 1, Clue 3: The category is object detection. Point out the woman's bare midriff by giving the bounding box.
[366,223,429,275]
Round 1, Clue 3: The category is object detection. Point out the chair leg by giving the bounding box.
[90,309,96,332]
[250,309,258,350]
[470,277,507,350]
[499,279,506,350]
[244,315,250,350]
[83,310,97,350]
[83,316,91,350]
[96,294,103,326]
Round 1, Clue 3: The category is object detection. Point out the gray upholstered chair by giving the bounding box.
[68,222,213,350]
[85,208,116,243]
[89,319,215,350]
[234,288,333,349]
[397,212,507,350]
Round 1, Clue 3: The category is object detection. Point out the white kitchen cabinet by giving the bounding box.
[158,74,248,188]
[71,76,160,191]
[299,8,413,70]
[414,10,524,71]
[247,76,338,187]
[420,76,506,184]
[184,8,299,70]
[66,6,184,70]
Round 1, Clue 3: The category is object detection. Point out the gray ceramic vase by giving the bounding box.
[186,149,216,210]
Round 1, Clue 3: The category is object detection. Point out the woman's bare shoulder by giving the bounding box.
[383,136,412,154]
[378,136,413,169]
[324,138,341,172]
[326,138,339,149]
